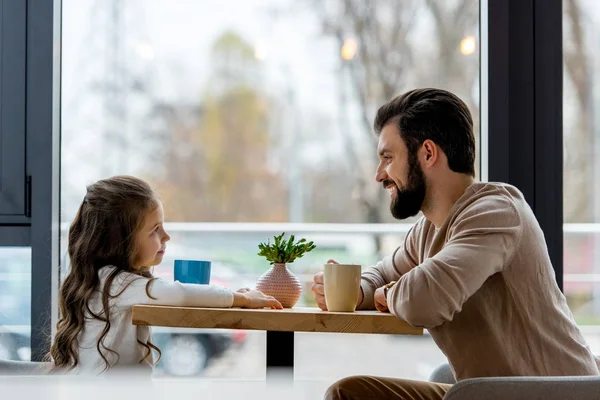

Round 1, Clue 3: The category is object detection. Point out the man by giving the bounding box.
[312,88,600,400]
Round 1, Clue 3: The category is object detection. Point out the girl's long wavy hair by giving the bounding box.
[49,175,162,372]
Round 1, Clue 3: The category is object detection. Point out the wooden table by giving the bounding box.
[132,305,422,378]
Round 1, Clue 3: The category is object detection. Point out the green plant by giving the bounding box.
[257,232,316,264]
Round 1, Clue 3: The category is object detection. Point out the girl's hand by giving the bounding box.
[232,290,283,309]
[236,287,252,293]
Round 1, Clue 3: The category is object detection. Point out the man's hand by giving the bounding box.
[312,259,364,311]
[311,271,327,311]
[311,259,341,310]
[374,286,389,313]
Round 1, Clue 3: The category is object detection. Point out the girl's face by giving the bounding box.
[132,201,170,270]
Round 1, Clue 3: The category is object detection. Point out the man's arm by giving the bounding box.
[357,224,421,310]
[387,197,523,327]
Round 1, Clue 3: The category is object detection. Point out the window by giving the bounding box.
[62,0,479,379]
[0,247,31,361]
[563,0,600,354]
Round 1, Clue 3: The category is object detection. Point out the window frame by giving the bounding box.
[0,0,28,222]
[0,0,565,365]
[485,0,563,289]
[0,0,62,361]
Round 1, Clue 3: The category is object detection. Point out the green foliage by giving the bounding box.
[257,232,316,264]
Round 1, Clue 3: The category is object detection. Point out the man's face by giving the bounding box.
[375,122,426,220]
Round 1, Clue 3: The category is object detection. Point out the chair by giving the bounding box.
[429,363,600,400]
[428,363,456,385]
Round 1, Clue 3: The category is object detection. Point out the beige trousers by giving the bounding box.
[324,375,453,400]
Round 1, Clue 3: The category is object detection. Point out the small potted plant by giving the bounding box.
[255,232,316,308]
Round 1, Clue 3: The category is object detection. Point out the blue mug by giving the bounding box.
[174,260,211,284]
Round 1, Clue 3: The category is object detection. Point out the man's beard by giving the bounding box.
[384,157,426,220]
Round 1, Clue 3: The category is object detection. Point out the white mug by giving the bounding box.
[323,263,362,312]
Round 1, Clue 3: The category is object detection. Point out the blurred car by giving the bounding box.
[0,246,247,376]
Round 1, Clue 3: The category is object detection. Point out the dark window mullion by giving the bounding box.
[486,0,563,289]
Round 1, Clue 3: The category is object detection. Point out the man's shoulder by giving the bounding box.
[450,182,525,230]
[462,181,525,212]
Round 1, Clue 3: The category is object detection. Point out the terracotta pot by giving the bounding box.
[255,263,302,308]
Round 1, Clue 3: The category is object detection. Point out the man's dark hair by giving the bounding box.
[374,88,476,177]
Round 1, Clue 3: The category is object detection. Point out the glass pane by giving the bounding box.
[563,0,600,351]
[0,247,31,361]
[150,232,266,377]
[564,229,600,349]
[294,231,449,382]
[296,333,447,381]
[62,0,479,379]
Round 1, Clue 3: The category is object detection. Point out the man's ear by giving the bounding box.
[422,140,438,165]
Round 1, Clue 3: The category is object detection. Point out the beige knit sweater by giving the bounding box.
[359,182,599,380]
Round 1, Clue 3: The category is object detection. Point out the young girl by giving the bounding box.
[49,175,282,375]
